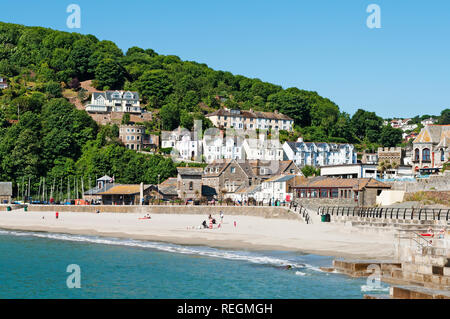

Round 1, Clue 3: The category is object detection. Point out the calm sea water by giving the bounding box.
[0,229,389,299]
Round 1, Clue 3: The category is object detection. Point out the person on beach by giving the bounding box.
[202,220,207,229]
[220,211,224,223]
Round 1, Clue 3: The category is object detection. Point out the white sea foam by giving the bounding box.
[295,271,306,276]
[0,229,324,272]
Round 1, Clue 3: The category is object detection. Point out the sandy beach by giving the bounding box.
[0,210,396,259]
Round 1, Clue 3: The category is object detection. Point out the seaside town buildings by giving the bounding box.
[258,175,298,204]
[205,108,294,132]
[202,134,245,163]
[96,183,154,205]
[119,124,159,151]
[361,152,378,165]
[201,159,258,199]
[86,90,142,113]
[84,90,152,125]
[176,167,203,200]
[83,175,114,203]
[282,138,356,167]
[161,128,203,162]
[421,118,438,126]
[389,118,418,132]
[377,147,403,166]
[292,177,391,207]
[242,134,284,161]
[0,77,8,89]
[412,124,450,173]
[320,163,413,179]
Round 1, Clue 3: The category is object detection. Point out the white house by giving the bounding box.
[161,128,203,162]
[0,77,7,89]
[85,90,142,113]
[421,118,438,126]
[258,175,297,204]
[206,108,294,132]
[283,138,356,167]
[320,163,414,179]
[202,135,245,163]
[242,134,283,161]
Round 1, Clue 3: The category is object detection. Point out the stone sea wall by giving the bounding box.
[26,205,301,220]
[388,175,450,192]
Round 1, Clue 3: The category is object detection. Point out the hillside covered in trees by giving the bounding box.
[0,21,448,198]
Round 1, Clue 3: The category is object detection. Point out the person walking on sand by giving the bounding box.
[220,211,224,223]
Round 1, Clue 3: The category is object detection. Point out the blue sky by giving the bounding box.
[1,0,449,118]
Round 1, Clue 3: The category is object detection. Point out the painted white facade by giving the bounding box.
[320,163,414,179]
[161,128,202,162]
[283,139,356,167]
[86,91,142,113]
[242,134,283,161]
[258,175,295,204]
[202,136,245,163]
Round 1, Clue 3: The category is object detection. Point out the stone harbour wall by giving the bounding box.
[25,205,301,220]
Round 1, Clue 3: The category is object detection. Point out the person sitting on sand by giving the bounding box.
[202,220,207,229]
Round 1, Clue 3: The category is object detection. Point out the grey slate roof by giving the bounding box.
[83,183,114,195]
[92,91,139,102]
[177,167,204,176]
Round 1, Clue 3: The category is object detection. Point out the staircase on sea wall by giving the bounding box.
[312,205,450,297]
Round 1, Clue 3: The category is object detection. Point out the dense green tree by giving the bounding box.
[379,125,403,147]
[266,89,311,127]
[351,109,383,141]
[160,103,181,130]
[439,108,450,125]
[94,58,126,90]
[134,70,172,106]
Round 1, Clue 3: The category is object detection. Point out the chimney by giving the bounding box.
[297,136,303,142]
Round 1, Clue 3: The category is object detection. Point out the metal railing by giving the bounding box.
[289,202,311,224]
[317,206,450,221]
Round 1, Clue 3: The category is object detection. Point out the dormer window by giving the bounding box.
[124,91,133,99]
[112,91,121,99]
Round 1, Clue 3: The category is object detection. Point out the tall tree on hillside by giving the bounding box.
[94,58,126,90]
[351,109,383,142]
[266,89,311,127]
[134,69,173,106]
[379,125,403,147]
[439,108,450,125]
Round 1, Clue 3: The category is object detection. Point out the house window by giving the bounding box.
[189,182,193,190]
[320,189,328,198]
[422,148,430,161]
[441,149,445,162]
[414,149,420,161]
[230,167,236,173]
[331,189,339,198]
